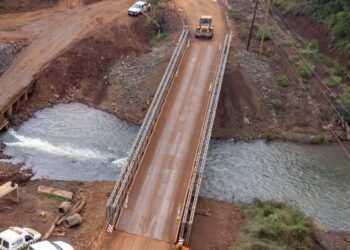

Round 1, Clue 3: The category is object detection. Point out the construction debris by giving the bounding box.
[58,201,72,215]
[0,181,19,203]
[63,214,83,227]
[37,185,73,200]
[57,196,86,225]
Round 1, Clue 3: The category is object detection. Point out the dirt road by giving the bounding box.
[0,0,132,115]
[100,0,228,249]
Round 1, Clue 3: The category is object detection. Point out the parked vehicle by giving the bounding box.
[195,15,214,39]
[128,1,151,16]
[0,227,41,250]
[27,240,74,250]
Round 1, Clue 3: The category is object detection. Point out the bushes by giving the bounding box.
[228,8,240,20]
[256,26,275,41]
[272,98,283,111]
[300,40,325,63]
[276,0,350,55]
[277,74,289,87]
[336,87,350,122]
[310,134,326,144]
[297,61,315,79]
[231,200,313,250]
[325,75,342,86]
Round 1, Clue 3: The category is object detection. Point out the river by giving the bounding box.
[0,103,349,231]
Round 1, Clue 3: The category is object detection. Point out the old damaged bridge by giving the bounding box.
[103,13,231,250]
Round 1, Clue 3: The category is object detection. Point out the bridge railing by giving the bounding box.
[179,33,232,243]
[105,28,190,227]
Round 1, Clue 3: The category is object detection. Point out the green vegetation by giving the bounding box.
[256,26,276,41]
[299,40,325,63]
[336,87,350,122]
[288,54,300,62]
[310,134,326,144]
[265,132,275,142]
[238,23,247,37]
[146,19,167,45]
[297,61,315,79]
[272,98,283,111]
[276,74,289,87]
[39,193,72,202]
[228,8,240,19]
[325,75,342,86]
[273,0,350,55]
[231,200,313,250]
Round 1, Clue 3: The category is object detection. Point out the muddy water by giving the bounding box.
[201,140,350,231]
[0,103,138,180]
[0,103,349,231]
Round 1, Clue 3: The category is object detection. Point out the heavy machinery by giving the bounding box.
[195,15,214,39]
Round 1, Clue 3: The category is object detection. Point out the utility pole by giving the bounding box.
[247,0,259,51]
[259,0,271,56]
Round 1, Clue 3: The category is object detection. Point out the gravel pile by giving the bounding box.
[0,40,27,74]
[107,43,172,92]
[235,49,274,86]
[235,49,278,105]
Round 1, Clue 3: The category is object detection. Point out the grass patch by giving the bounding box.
[310,134,326,144]
[336,87,350,122]
[238,23,247,37]
[146,19,167,46]
[231,200,313,250]
[228,8,240,19]
[265,132,275,142]
[288,54,300,63]
[276,74,289,87]
[272,98,283,111]
[150,32,167,45]
[299,40,325,63]
[256,26,276,41]
[39,193,72,202]
[325,75,342,87]
[297,61,315,79]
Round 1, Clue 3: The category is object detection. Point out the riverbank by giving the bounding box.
[2,1,346,143]
[1,177,348,250]
[0,179,244,250]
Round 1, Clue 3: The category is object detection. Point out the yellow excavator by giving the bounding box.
[175,245,190,250]
[195,15,214,39]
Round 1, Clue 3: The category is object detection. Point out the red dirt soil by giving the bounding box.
[0,0,58,14]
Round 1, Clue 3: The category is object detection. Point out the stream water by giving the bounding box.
[0,103,349,231]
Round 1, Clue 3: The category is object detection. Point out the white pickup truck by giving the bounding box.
[128,1,151,16]
[0,227,41,250]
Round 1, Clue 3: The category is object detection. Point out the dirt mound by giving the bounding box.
[9,8,182,127]
[0,0,58,14]
[213,52,272,140]
[189,197,243,250]
[10,17,149,125]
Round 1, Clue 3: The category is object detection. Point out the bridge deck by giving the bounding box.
[102,0,226,248]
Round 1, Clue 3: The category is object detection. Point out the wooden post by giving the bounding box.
[247,0,259,51]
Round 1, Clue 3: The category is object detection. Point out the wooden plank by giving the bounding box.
[37,186,73,200]
[0,181,19,203]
